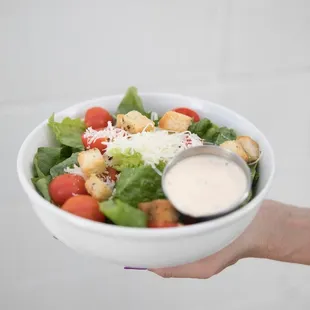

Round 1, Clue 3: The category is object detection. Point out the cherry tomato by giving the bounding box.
[148,221,179,228]
[85,107,113,129]
[62,195,105,222]
[172,107,200,122]
[49,174,87,206]
[81,133,108,154]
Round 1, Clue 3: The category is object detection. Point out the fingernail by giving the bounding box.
[124,267,146,270]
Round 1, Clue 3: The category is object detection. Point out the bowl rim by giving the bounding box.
[16,92,275,239]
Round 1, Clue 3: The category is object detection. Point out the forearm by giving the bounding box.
[246,200,310,265]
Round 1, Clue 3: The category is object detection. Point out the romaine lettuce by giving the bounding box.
[99,199,147,227]
[108,148,143,171]
[116,86,147,116]
[32,175,52,201]
[50,152,79,178]
[33,147,62,177]
[114,165,166,207]
[189,118,236,144]
[48,114,86,150]
[214,127,237,145]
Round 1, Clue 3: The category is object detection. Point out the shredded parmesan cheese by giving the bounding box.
[150,111,159,122]
[64,165,85,178]
[102,176,115,190]
[104,129,203,168]
[77,121,203,175]
[83,121,128,145]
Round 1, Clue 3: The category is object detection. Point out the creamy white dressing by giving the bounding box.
[163,154,248,217]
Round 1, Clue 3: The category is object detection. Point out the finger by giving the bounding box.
[149,261,213,279]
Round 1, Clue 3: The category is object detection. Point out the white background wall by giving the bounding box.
[1,1,310,309]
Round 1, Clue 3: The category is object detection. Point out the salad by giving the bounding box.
[32,87,260,228]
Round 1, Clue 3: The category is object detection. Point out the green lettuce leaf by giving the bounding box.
[99,199,147,227]
[50,152,79,178]
[188,118,212,137]
[250,162,260,191]
[59,145,74,160]
[114,165,166,207]
[250,163,257,180]
[188,118,219,143]
[240,163,259,207]
[108,148,143,171]
[189,118,236,144]
[32,175,52,201]
[156,161,167,172]
[253,168,260,186]
[214,127,237,145]
[48,114,86,150]
[33,147,62,177]
[203,125,219,142]
[116,86,147,116]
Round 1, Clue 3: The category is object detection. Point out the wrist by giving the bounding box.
[247,200,285,259]
[243,200,310,265]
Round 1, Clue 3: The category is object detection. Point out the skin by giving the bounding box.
[149,200,310,279]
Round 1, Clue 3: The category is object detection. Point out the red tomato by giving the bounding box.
[85,107,113,129]
[148,221,179,228]
[104,167,118,182]
[49,174,87,206]
[173,107,200,122]
[62,195,105,222]
[81,133,107,154]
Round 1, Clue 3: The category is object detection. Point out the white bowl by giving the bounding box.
[17,93,275,268]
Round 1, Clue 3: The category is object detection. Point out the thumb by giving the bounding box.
[148,258,223,279]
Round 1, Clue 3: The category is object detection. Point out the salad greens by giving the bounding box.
[32,146,73,200]
[116,86,148,116]
[32,176,52,202]
[48,114,86,150]
[188,119,236,145]
[188,118,212,138]
[214,127,237,145]
[50,152,79,178]
[114,165,166,207]
[32,116,86,199]
[33,147,62,177]
[100,199,147,227]
[108,149,143,171]
[251,162,260,194]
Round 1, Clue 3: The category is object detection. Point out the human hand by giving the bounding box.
[149,200,288,279]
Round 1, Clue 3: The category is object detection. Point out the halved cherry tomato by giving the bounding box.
[62,195,105,222]
[148,221,179,228]
[49,174,88,206]
[85,107,113,129]
[172,107,200,122]
[81,133,108,154]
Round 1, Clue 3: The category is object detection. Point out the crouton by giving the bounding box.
[220,140,249,162]
[115,111,154,133]
[85,174,112,202]
[78,148,106,177]
[237,136,260,162]
[115,114,125,128]
[138,199,179,226]
[158,111,192,132]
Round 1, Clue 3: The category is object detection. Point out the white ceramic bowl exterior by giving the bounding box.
[17,94,275,268]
